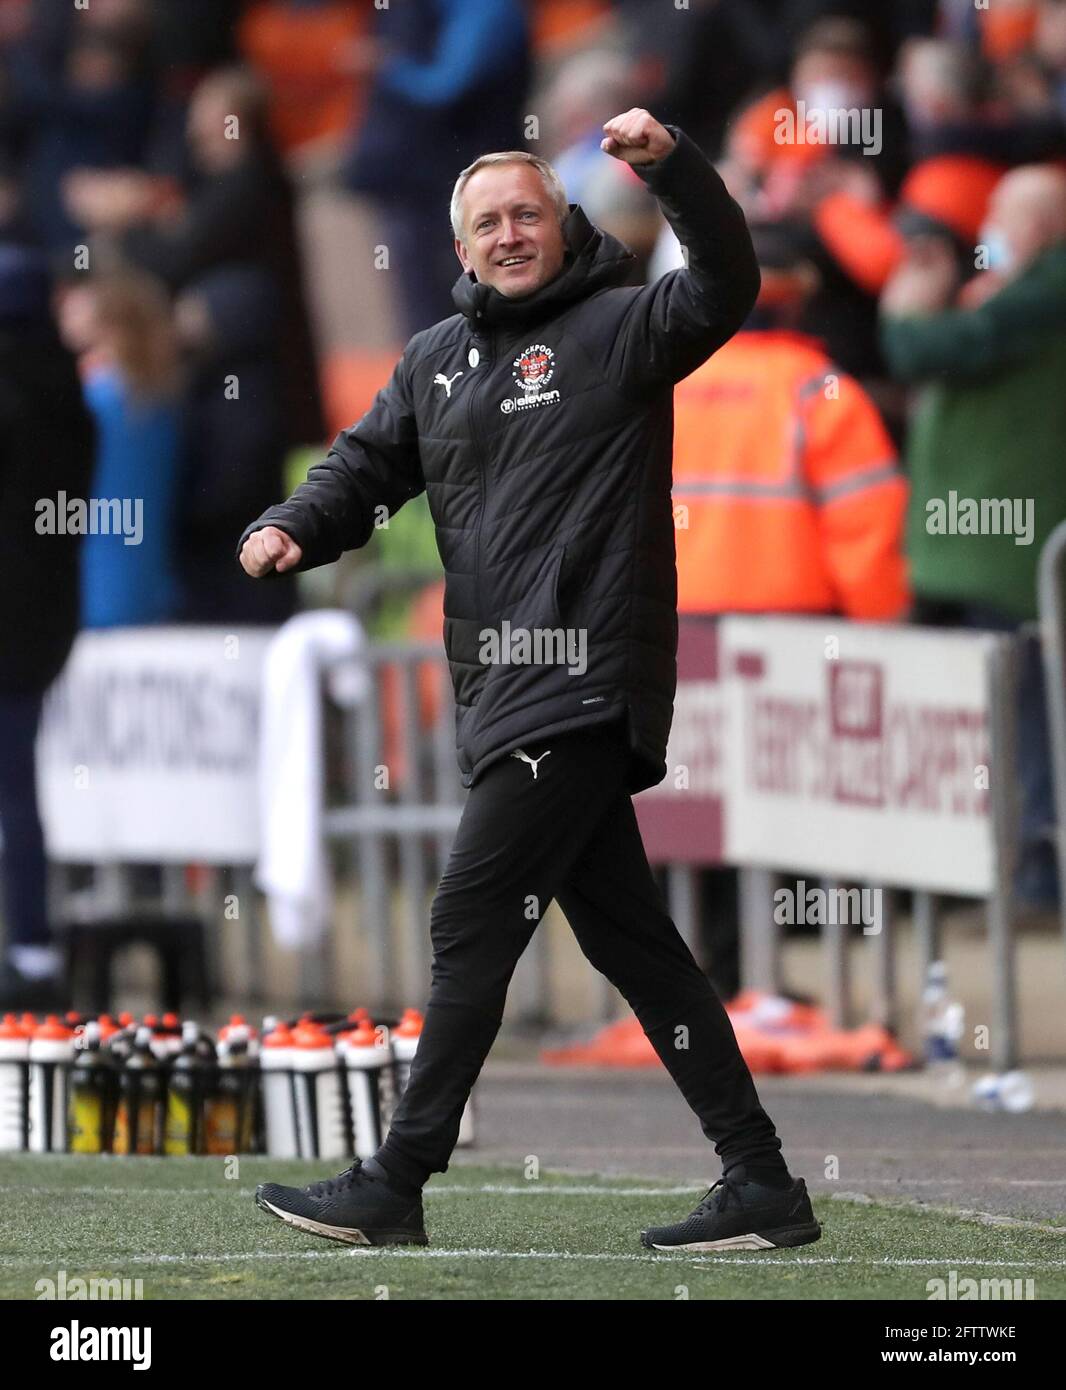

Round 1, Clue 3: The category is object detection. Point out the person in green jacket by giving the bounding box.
[880,164,1066,910]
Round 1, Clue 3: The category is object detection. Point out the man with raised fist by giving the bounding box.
[243,109,820,1256]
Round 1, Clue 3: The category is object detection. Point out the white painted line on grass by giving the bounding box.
[0,1184,705,1198]
[4,1179,1066,1198]
[2,1249,1066,1270]
[3,1184,1064,1245]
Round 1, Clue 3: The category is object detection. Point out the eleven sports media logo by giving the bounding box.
[500,342,561,414]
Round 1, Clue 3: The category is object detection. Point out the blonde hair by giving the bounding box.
[450,151,569,240]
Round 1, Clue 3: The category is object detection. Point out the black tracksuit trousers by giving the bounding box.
[374,716,785,1191]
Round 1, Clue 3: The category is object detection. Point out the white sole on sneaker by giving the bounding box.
[648,1231,778,1252]
[258,1198,373,1245]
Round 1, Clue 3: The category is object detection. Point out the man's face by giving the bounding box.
[454,163,567,298]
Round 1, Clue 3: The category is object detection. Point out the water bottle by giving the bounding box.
[261,1021,298,1158]
[226,1016,259,1154]
[0,1014,29,1151]
[290,1019,348,1160]
[207,1019,257,1155]
[28,1015,76,1153]
[113,1026,164,1154]
[164,1021,211,1155]
[338,1019,389,1158]
[67,1021,118,1154]
[921,961,965,1087]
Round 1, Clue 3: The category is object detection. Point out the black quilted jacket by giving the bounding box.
[238,126,759,793]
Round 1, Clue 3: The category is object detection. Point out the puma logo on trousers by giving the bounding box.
[511,749,552,779]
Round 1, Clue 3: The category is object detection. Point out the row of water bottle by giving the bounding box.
[0,1010,259,1153]
[260,1008,475,1160]
[0,1005,477,1155]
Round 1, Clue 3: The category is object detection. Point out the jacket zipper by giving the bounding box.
[467,324,494,595]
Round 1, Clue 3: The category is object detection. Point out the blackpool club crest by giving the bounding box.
[501,342,561,414]
[513,342,554,393]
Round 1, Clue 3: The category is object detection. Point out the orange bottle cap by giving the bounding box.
[263,1023,295,1048]
[291,1020,334,1049]
[34,1015,74,1040]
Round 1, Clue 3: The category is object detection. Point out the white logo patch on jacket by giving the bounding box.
[500,342,561,415]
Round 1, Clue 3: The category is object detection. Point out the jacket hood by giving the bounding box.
[450,203,636,331]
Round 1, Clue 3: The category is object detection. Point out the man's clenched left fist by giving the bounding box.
[601,109,675,166]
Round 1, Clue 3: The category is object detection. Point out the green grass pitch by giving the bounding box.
[3,1155,1064,1301]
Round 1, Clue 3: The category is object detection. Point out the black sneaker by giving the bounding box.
[640,1171,821,1252]
[255,1157,428,1246]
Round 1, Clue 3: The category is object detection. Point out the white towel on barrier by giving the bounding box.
[255,610,369,950]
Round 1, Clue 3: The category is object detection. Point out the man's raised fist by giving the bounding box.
[601,109,675,166]
[240,525,303,577]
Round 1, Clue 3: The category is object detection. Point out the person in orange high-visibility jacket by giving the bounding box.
[671,226,910,621]
[663,221,910,1002]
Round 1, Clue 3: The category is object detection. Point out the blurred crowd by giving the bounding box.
[2,0,1066,1005]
